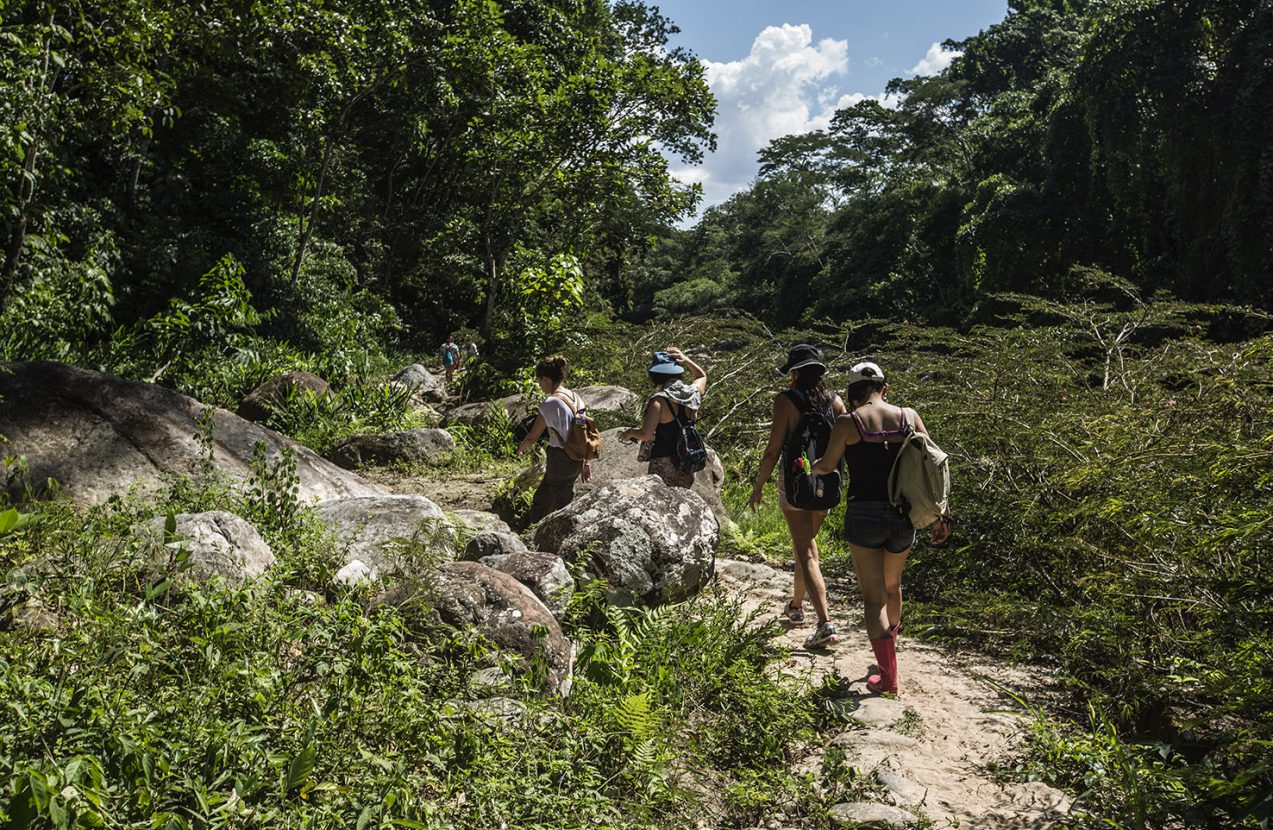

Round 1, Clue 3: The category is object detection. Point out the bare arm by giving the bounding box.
[748,396,794,509]
[516,413,547,456]
[665,346,707,396]
[811,414,858,475]
[620,398,664,443]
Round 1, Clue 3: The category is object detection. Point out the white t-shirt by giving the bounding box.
[540,391,582,449]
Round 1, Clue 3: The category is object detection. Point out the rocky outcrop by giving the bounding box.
[478,551,575,619]
[391,363,441,390]
[236,370,329,422]
[574,385,638,414]
[374,561,573,694]
[532,476,717,606]
[445,394,537,429]
[444,385,637,430]
[315,494,447,576]
[827,802,915,829]
[461,531,529,561]
[447,510,513,536]
[581,428,728,523]
[143,510,275,584]
[328,428,455,469]
[0,362,380,505]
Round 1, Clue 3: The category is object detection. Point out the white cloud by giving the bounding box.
[911,42,962,76]
[671,24,850,211]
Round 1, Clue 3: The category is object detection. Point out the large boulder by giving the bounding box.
[0,362,380,505]
[391,363,441,391]
[374,561,573,694]
[531,476,718,606]
[143,510,275,585]
[447,510,512,536]
[582,428,728,523]
[574,385,638,414]
[315,494,448,576]
[479,551,575,620]
[236,370,330,423]
[444,394,536,429]
[327,428,456,469]
[462,531,530,561]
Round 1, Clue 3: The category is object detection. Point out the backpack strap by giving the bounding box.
[783,388,810,414]
[552,390,585,418]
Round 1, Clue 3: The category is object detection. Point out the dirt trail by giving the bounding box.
[715,559,1072,829]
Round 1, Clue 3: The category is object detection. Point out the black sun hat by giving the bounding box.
[776,343,825,375]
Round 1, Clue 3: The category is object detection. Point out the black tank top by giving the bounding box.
[649,401,685,459]
[844,408,908,501]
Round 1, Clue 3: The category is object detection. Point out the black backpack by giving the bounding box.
[672,403,709,474]
[781,389,842,511]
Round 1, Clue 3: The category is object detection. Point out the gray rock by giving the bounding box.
[448,510,512,536]
[467,666,515,696]
[328,428,456,469]
[374,561,573,694]
[580,428,728,524]
[391,363,441,390]
[532,476,718,606]
[144,510,275,584]
[237,370,330,423]
[831,730,919,751]
[315,494,447,573]
[573,385,638,414]
[0,362,380,506]
[453,696,527,724]
[334,559,375,585]
[874,771,928,806]
[479,551,575,619]
[827,802,917,829]
[444,394,536,428]
[462,531,530,561]
[5,598,58,632]
[849,696,907,726]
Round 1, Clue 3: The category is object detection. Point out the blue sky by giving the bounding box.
[652,0,1008,213]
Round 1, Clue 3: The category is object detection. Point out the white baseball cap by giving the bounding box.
[847,361,885,383]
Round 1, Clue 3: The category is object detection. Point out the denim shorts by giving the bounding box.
[843,500,915,553]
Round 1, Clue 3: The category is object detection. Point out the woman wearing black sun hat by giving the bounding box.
[749,343,847,649]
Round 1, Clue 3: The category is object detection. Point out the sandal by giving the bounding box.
[784,600,805,623]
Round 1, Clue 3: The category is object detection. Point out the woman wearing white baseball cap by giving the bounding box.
[810,360,951,694]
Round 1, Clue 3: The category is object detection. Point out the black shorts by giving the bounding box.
[843,500,915,553]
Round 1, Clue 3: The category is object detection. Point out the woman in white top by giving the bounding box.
[516,355,591,522]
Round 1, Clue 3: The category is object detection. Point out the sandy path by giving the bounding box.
[715,559,1072,829]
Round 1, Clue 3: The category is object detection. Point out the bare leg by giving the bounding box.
[883,547,909,631]
[784,509,831,623]
[849,543,890,639]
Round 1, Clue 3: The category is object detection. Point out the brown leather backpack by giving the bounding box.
[554,391,602,462]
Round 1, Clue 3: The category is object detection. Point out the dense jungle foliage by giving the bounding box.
[3,0,1273,827]
[633,0,1273,327]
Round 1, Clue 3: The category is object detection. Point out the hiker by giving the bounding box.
[810,361,951,694]
[748,344,847,649]
[463,340,479,367]
[516,355,592,522]
[618,347,708,488]
[441,336,460,382]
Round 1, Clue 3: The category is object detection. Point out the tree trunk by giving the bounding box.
[0,142,39,315]
[482,234,500,337]
[290,139,336,286]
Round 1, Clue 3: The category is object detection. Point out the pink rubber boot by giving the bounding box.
[867,634,898,694]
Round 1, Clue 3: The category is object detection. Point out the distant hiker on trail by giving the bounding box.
[463,340,479,367]
[517,355,592,523]
[810,361,952,695]
[749,343,847,649]
[619,348,708,488]
[441,336,460,382]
